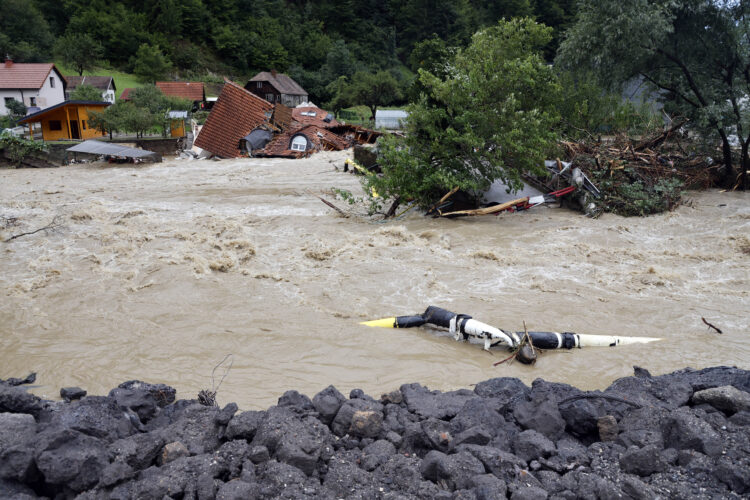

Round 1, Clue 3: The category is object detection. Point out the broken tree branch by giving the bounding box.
[3,216,63,243]
[701,317,723,334]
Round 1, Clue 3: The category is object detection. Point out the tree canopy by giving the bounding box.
[557,0,750,189]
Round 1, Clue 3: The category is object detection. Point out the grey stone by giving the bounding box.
[0,385,43,417]
[662,408,722,457]
[331,398,383,437]
[421,450,485,491]
[0,413,36,452]
[312,385,346,425]
[451,398,508,437]
[60,386,87,401]
[510,485,548,500]
[401,383,478,420]
[216,479,259,500]
[225,410,264,441]
[621,475,655,500]
[452,426,492,449]
[457,444,527,482]
[471,474,508,500]
[215,402,238,425]
[512,429,555,462]
[422,417,453,452]
[323,456,376,497]
[714,458,750,494]
[361,439,396,471]
[513,396,565,441]
[692,385,750,414]
[278,390,315,414]
[159,441,190,465]
[109,431,166,470]
[248,444,270,464]
[160,404,222,454]
[99,460,136,488]
[729,410,750,426]
[615,429,663,449]
[45,396,137,442]
[597,415,618,442]
[381,389,403,404]
[109,386,159,423]
[0,478,37,500]
[0,445,37,482]
[619,444,668,476]
[34,428,108,492]
[116,380,176,407]
[559,399,600,438]
[349,409,383,438]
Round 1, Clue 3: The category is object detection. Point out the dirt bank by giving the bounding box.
[1,366,749,499]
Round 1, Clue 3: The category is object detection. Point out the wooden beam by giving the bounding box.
[64,106,71,140]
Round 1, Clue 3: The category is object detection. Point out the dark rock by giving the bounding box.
[474,377,529,403]
[225,410,264,441]
[117,380,176,407]
[596,415,618,442]
[510,485,548,500]
[216,479,260,500]
[452,426,492,449]
[421,450,485,491]
[0,445,37,483]
[323,455,376,497]
[554,438,590,467]
[401,383,478,420]
[714,457,750,494]
[60,386,87,401]
[0,412,37,450]
[0,373,36,387]
[331,398,383,437]
[43,396,136,441]
[349,409,383,438]
[161,403,222,454]
[513,395,565,441]
[215,402,238,425]
[729,410,750,426]
[361,439,396,471]
[99,460,136,488]
[559,399,600,438]
[471,474,507,500]
[278,390,315,414]
[607,373,693,409]
[621,475,655,500]
[0,385,43,417]
[34,428,108,492]
[109,386,158,423]
[197,473,218,500]
[512,429,555,462]
[421,417,453,452]
[633,366,652,378]
[160,441,190,465]
[385,430,402,447]
[251,406,333,476]
[254,460,312,498]
[130,454,211,498]
[457,444,527,482]
[451,398,508,437]
[248,445,270,464]
[662,408,722,457]
[211,440,250,479]
[692,385,750,414]
[312,385,346,426]
[381,389,403,405]
[0,478,37,500]
[619,444,668,476]
[373,453,443,498]
[239,459,255,483]
[678,366,750,393]
[109,431,166,470]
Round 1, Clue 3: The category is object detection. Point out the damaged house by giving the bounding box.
[245,71,308,107]
[194,79,380,159]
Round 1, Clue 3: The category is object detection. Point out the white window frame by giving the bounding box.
[257,82,262,88]
[50,76,55,88]
[290,135,308,151]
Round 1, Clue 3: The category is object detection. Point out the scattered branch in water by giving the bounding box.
[198,354,234,406]
[3,216,63,242]
[493,320,538,366]
[701,317,723,334]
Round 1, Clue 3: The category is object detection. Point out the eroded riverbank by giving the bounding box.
[1,152,748,407]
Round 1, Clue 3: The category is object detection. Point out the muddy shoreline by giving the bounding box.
[2,365,749,499]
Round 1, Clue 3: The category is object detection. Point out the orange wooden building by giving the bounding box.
[18,100,110,141]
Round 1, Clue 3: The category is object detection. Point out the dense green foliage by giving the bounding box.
[0,131,47,167]
[365,18,561,209]
[69,84,104,101]
[2,0,576,103]
[557,0,750,189]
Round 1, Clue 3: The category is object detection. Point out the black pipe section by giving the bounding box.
[421,306,461,328]
[524,331,578,349]
[395,316,427,328]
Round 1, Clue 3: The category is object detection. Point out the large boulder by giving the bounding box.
[225,410,264,441]
[512,395,565,441]
[278,390,316,415]
[34,428,109,492]
[0,385,43,417]
[109,387,159,423]
[160,403,222,455]
[312,385,346,426]
[42,396,136,442]
[456,444,527,482]
[692,386,750,415]
[331,398,383,437]
[401,383,478,420]
[116,380,176,407]
[619,444,669,476]
[251,406,333,476]
[511,430,555,463]
[360,439,396,471]
[108,431,166,471]
[661,408,723,457]
[420,450,485,491]
[0,414,37,482]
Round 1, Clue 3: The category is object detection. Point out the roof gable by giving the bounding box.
[156,81,205,101]
[292,106,339,128]
[193,80,273,158]
[65,76,115,92]
[249,72,307,96]
[0,63,64,90]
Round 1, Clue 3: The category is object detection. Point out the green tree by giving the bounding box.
[365,18,560,209]
[54,33,104,76]
[5,99,27,124]
[557,0,749,189]
[0,0,54,61]
[344,70,403,121]
[132,44,173,83]
[69,84,105,101]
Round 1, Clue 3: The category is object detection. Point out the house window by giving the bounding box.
[4,97,13,106]
[29,97,36,106]
[290,135,308,151]
[50,77,55,88]
[266,93,274,102]
[49,120,62,131]
[256,82,262,88]
[82,120,87,130]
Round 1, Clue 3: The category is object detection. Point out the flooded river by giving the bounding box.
[1,151,748,409]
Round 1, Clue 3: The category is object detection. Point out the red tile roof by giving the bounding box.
[292,106,339,128]
[156,81,205,101]
[194,80,273,158]
[257,124,351,158]
[120,88,134,100]
[0,63,63,89]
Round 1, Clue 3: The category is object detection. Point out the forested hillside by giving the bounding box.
[0,0,574,102]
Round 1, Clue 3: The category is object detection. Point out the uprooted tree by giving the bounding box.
[364,18,561,210]
[556,0,750,190]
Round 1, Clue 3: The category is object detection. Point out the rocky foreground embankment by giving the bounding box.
[1,367,750,499]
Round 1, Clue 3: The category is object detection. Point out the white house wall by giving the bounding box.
[0,70,65,116]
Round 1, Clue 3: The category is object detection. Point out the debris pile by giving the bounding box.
[2,367,750,498]
[534,125,715,216]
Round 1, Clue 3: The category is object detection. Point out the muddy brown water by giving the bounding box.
[1,151,748,409]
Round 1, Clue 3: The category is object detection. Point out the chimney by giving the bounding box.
[271,69,277,77]
[5,56,13,68]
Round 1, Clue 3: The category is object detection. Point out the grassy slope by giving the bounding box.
[55,64,145,97]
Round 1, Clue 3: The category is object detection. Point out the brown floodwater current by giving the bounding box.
[1,151,748,409]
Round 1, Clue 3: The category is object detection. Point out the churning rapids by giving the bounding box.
[1,151,748,409]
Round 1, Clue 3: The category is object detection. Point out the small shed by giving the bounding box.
[375,109,408,130]
[17,100,110,141]
[167,110,188,138]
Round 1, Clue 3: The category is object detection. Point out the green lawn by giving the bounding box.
[55,63,145,97]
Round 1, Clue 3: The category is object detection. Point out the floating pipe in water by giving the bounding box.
[361,306,662,351]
